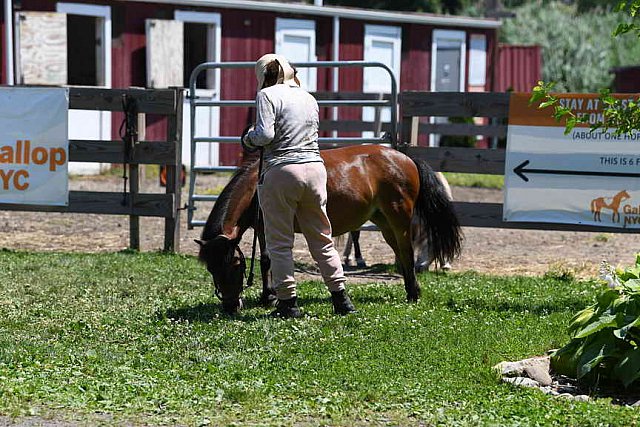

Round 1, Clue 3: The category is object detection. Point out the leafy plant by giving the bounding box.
[528,0,640,135]
[551,254,640,388]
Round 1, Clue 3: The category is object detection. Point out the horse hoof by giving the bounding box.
[406,293,420,303]
[356,260,367,268]
[222,298,243,315]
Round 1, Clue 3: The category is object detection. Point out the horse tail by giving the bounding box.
[411,159,462,266]
[590,199,596,213]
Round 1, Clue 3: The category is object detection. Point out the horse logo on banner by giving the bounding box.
[590,190,631,223]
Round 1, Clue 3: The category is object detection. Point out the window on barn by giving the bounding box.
[66,14,101,86]
[184,23,213,89]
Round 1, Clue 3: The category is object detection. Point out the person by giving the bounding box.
[242,53,356,319]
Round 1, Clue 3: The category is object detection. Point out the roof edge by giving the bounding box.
[129,0,502,29]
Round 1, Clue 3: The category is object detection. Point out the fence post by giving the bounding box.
[164,88,183,252]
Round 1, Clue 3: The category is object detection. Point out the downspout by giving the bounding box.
[332,14,339,137]
[4,0,14,84]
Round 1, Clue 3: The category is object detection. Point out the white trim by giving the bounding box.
[56,2,112,88]
[430,29,466,92]
[469,34,486,86]
[127,0,501,29]
[175,10,222,91]
[4,0,14,84]
[430,29,466,147]
[363,24,401,93]
[275,18,317,92]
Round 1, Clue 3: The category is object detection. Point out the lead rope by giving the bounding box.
[245,149,264,289]
[118,95,137,206]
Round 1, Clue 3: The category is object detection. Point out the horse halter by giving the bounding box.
[212,244,249,301]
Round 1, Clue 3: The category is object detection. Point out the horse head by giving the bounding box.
[620,190,631,201]
[196,234,246,314]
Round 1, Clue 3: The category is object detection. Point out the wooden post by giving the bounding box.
[401,116,420,146]
[164,88,183,252]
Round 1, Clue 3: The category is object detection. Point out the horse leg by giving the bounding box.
[342,233,354,267]
[352,230,367,268]
[372,213,420,301]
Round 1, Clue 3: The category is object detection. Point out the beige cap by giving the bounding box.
[255,53,299,91]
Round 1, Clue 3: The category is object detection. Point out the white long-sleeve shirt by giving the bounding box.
[246,83,323,173]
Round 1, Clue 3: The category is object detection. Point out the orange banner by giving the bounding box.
[509,92,640,127]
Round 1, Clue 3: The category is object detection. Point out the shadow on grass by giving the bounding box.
[160,292,397,323]
[446,297,590,315]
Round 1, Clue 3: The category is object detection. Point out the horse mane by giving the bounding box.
[200,152,260,242]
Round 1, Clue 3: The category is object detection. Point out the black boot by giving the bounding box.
[331,290,357,315]
[270,297,302,319]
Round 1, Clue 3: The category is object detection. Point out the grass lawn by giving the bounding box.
[0,250,638,426]
[443,172,504,189]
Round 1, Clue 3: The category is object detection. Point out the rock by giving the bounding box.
[574,395,590,402]
[502,376,540,388]
[632,400,640,407]
[494,356,552,386]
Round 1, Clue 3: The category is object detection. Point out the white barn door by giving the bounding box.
[363,25,401,139]
[430,29,466,146]
[147,13,221,169]
[275,18,317,92]
[15,6,112,175]
[175,11,221,169]
[56,3,112,175]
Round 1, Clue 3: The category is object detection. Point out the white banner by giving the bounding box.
[504,93,640,229]
[0,87,69,206]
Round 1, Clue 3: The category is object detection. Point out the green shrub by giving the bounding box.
[501,2,640,92]
[439,117,477,148]
[551,254,640,388]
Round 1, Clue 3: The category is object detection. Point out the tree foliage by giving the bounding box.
[530,0,640,135]
[501,1,640,92]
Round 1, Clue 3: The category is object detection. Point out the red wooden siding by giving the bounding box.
[612,66,640,93]
[218,9,276,165]
[494,44,541,92]
[400,23,431,92]
[337,18,363,136]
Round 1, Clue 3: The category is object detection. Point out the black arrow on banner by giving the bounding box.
[513,160,640,182]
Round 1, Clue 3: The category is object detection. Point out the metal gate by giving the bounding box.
[186,61,398,229]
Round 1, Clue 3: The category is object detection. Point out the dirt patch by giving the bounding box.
[0,173,637,280]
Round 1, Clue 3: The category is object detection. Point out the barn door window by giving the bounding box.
[363,24,401,138]
[275,18,317,92]
[174,11,221,92]
[56,3,111,88]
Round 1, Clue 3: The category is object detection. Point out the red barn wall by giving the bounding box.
[612,66,640,93]
[494,44,541,93]
[10,0,499,162]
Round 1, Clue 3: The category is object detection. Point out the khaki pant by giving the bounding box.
[258,162,346,300]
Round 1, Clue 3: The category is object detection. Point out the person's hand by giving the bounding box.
[241,124,258,153]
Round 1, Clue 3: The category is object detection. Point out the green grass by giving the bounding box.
[443,172,504,189]
[0,250,638,426]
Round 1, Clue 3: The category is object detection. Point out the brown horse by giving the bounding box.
[590,190,630,223]
[196,145,462,314]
